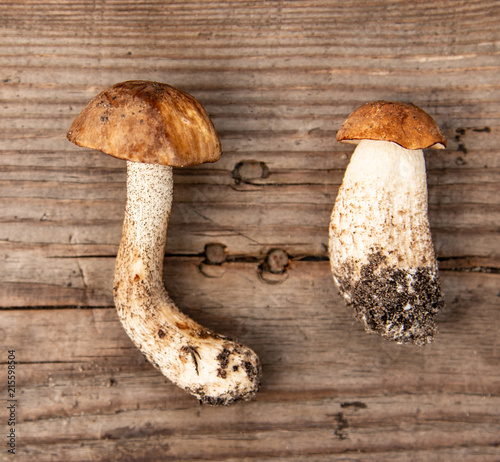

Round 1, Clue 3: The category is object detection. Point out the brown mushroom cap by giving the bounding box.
[67,80,221,167]
[336,101,446,150]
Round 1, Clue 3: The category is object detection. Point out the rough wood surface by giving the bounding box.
[0,0,499,460]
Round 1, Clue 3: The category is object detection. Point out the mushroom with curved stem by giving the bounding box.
[329,101,446,345]
[67,80,261,405]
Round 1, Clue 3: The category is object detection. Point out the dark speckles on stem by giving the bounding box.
[193,378,260,406]
[216,348,231,379]
[158,329,165,339]
[215,347,261,383]
[243,361,260,383]
[195,329,211,339]
[186,350,262,406]
[198,395,228,406]
[334,251,444,345]
[195,391,240,407]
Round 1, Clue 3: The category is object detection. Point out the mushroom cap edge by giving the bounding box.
[67,80,222,167]
[336,100,447,150]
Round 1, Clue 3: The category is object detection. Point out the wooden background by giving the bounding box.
[1,0,499,460]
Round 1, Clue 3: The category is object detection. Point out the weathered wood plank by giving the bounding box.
[1,268,499,460]
[15,415,500,462]
[1,232,500,307]
[2,267,499,387]
[2,186,498,229]
[0,176,498,267]
[0,0,499,460]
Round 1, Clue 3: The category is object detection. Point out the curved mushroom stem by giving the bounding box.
[113,161,261,405]
[329,140,444,345]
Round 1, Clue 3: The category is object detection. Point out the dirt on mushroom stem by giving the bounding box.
[333,250,443,345]
[113,161,261,404]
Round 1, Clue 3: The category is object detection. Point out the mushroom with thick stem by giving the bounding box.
[329,101,446,345]
[67,80,261,405]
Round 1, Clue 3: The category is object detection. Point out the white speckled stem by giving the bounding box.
[330,140,435,271]
[113,161,261,405]
[329,140,443,345]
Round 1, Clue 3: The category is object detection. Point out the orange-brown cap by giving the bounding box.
[336,101,446,150]
[67,80,221,167]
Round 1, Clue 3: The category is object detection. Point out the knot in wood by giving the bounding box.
[265,249,289,274]
[232,160,270,184]
[204,243,227,265]
[258,249,290,285]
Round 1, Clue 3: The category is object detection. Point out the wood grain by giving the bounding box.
[0,0,499,460]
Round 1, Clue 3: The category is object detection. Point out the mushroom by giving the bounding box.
[67,80,261,404]
[329,101,446,345]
